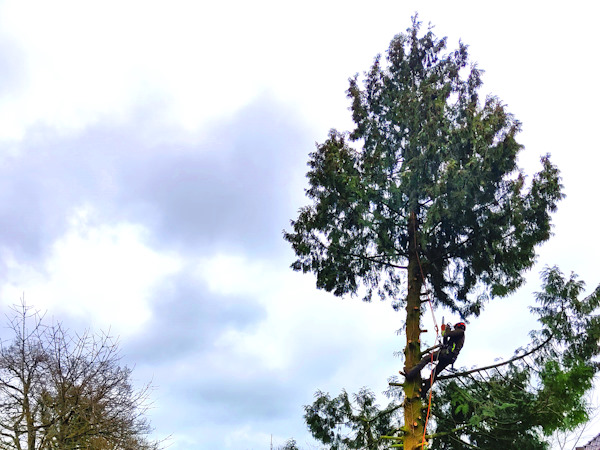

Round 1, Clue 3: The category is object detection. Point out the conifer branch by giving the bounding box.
[436,336,552,381]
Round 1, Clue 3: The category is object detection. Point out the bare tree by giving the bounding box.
[0,302,161,450]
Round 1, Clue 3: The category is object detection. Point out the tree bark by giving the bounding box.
[403,211,425,450]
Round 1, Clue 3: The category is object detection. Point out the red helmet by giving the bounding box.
[454,322,466,330]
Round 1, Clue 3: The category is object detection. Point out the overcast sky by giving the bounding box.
[0,1,599,448]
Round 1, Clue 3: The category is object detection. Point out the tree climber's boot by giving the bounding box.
[403,355,431,380]
[404,361,427,380]
[402,367,419,380]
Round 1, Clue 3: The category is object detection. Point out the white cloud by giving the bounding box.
[201,254,405,390]
[1,205,181,336]
[0,0,260,139]
[195,253,270,298]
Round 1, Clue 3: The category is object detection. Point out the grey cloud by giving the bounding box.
[171,375,295,425]
[0,93,311,266]
[123,268,266,364]
[117,98,311,257]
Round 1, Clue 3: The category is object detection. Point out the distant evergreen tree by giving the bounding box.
[304,388,401,449]
[279,438,300,450]
[285,16,563,449]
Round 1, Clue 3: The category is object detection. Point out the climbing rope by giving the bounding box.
[420,282,440,448]
[422,324,439,448]
[414,224,441,449]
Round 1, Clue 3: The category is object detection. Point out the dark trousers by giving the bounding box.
[406,351,456,393]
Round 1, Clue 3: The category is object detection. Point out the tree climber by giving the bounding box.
[403,322,466,397]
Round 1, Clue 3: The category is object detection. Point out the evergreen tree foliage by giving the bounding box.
[304,388,401,449]
[277,438,300,450]
[285,16,565,449]
[285,17,562,315]
[430,267,600,449]
[302,268,600,449]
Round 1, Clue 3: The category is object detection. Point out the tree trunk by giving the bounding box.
[403,211,425,450]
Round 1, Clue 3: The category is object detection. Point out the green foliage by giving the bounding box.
[531,266,600,364]
[277,438,300,450]
[304,388,402,449]
[429,267,600,449]
[432,369,550,450]
[285,17,563,316]
[304,268,600,449]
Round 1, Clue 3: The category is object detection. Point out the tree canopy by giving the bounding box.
[285,16,566,450]
[285,17,562,315]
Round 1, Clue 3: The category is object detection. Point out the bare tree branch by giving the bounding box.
[0,301,163,449]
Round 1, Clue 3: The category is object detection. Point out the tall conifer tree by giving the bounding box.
[285,17,563,450]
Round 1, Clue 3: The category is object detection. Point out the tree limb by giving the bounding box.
[389,336,552,388]
[436,336,552,381]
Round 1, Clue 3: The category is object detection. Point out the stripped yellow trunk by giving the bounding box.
[403,211,426,450]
